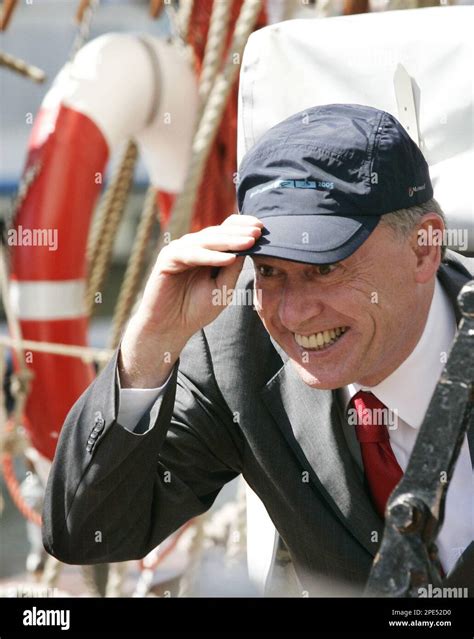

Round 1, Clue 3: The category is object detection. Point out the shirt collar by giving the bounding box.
[340,279,457,429]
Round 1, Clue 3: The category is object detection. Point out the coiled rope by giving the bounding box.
[197,0,233,113]
[86,140,139,316]
[165,0,263,243]
[108,185,158,349]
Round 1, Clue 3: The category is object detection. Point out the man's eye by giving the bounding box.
[316,264,338,276]
[257,265,277,277]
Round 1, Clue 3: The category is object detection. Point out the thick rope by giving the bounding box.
[149,0,164,19]
[8,159,43,232]
[108,185,158,349]
[70,0,100,61]
[133,521,194,595]
[0,345,7,444]
[0,242,33,429]
[40,555,63,589]
[165,1,192,49]
[0,51,46,83]
[138,520,195,572]
[165,0,263,242]
[178,516,206,596]
[0,0,18,31]
[197,0,233,114]
[76,0,94,22]
[105,562,128,597]
[80,564,108,597]
[1,416,41,528]
[1,453,41,526]
[0,246,39,527]
[0,336,112,366]
[86,140,138,317]
[225,477,247,565]
[177,0,194,43]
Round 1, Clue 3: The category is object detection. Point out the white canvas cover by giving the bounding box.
[238,6,474,254]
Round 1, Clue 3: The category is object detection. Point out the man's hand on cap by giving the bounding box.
[119,215,262,388]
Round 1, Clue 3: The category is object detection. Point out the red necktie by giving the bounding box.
[349,390,403,519]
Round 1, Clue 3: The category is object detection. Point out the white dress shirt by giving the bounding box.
[340,279,473,574]
[117,279,473,574]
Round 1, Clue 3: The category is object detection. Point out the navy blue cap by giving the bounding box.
[236,104,433,264]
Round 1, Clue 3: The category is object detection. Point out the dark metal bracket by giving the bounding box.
[366,279,474,597]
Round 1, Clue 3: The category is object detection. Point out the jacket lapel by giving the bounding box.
[261,359,383,557]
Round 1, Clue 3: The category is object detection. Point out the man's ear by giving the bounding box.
[411,213,444,284]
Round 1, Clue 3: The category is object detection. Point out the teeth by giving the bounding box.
[294,327,348,351]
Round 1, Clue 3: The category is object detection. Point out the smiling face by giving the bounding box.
[252,216,442,390]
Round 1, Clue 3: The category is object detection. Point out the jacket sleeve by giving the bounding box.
[41,330,243,564]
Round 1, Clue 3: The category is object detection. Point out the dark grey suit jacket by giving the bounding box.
[42,251,474,595]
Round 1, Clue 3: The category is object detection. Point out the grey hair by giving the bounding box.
[379,197,447,260]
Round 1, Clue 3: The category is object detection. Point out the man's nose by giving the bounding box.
[278,283,324,330]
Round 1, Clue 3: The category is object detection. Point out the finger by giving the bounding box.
[193,234,258,252]
[190,223,262,240]
[178,224,261,248]
[161,246,238,273]
[222,214,264,227]
[178,222,262,249]
[216,223,262,236]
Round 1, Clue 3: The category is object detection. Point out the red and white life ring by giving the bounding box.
[9,33,198,461]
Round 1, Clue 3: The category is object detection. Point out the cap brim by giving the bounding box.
[236,214,381,264]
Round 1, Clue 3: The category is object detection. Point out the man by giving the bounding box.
[42,104,473,595]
